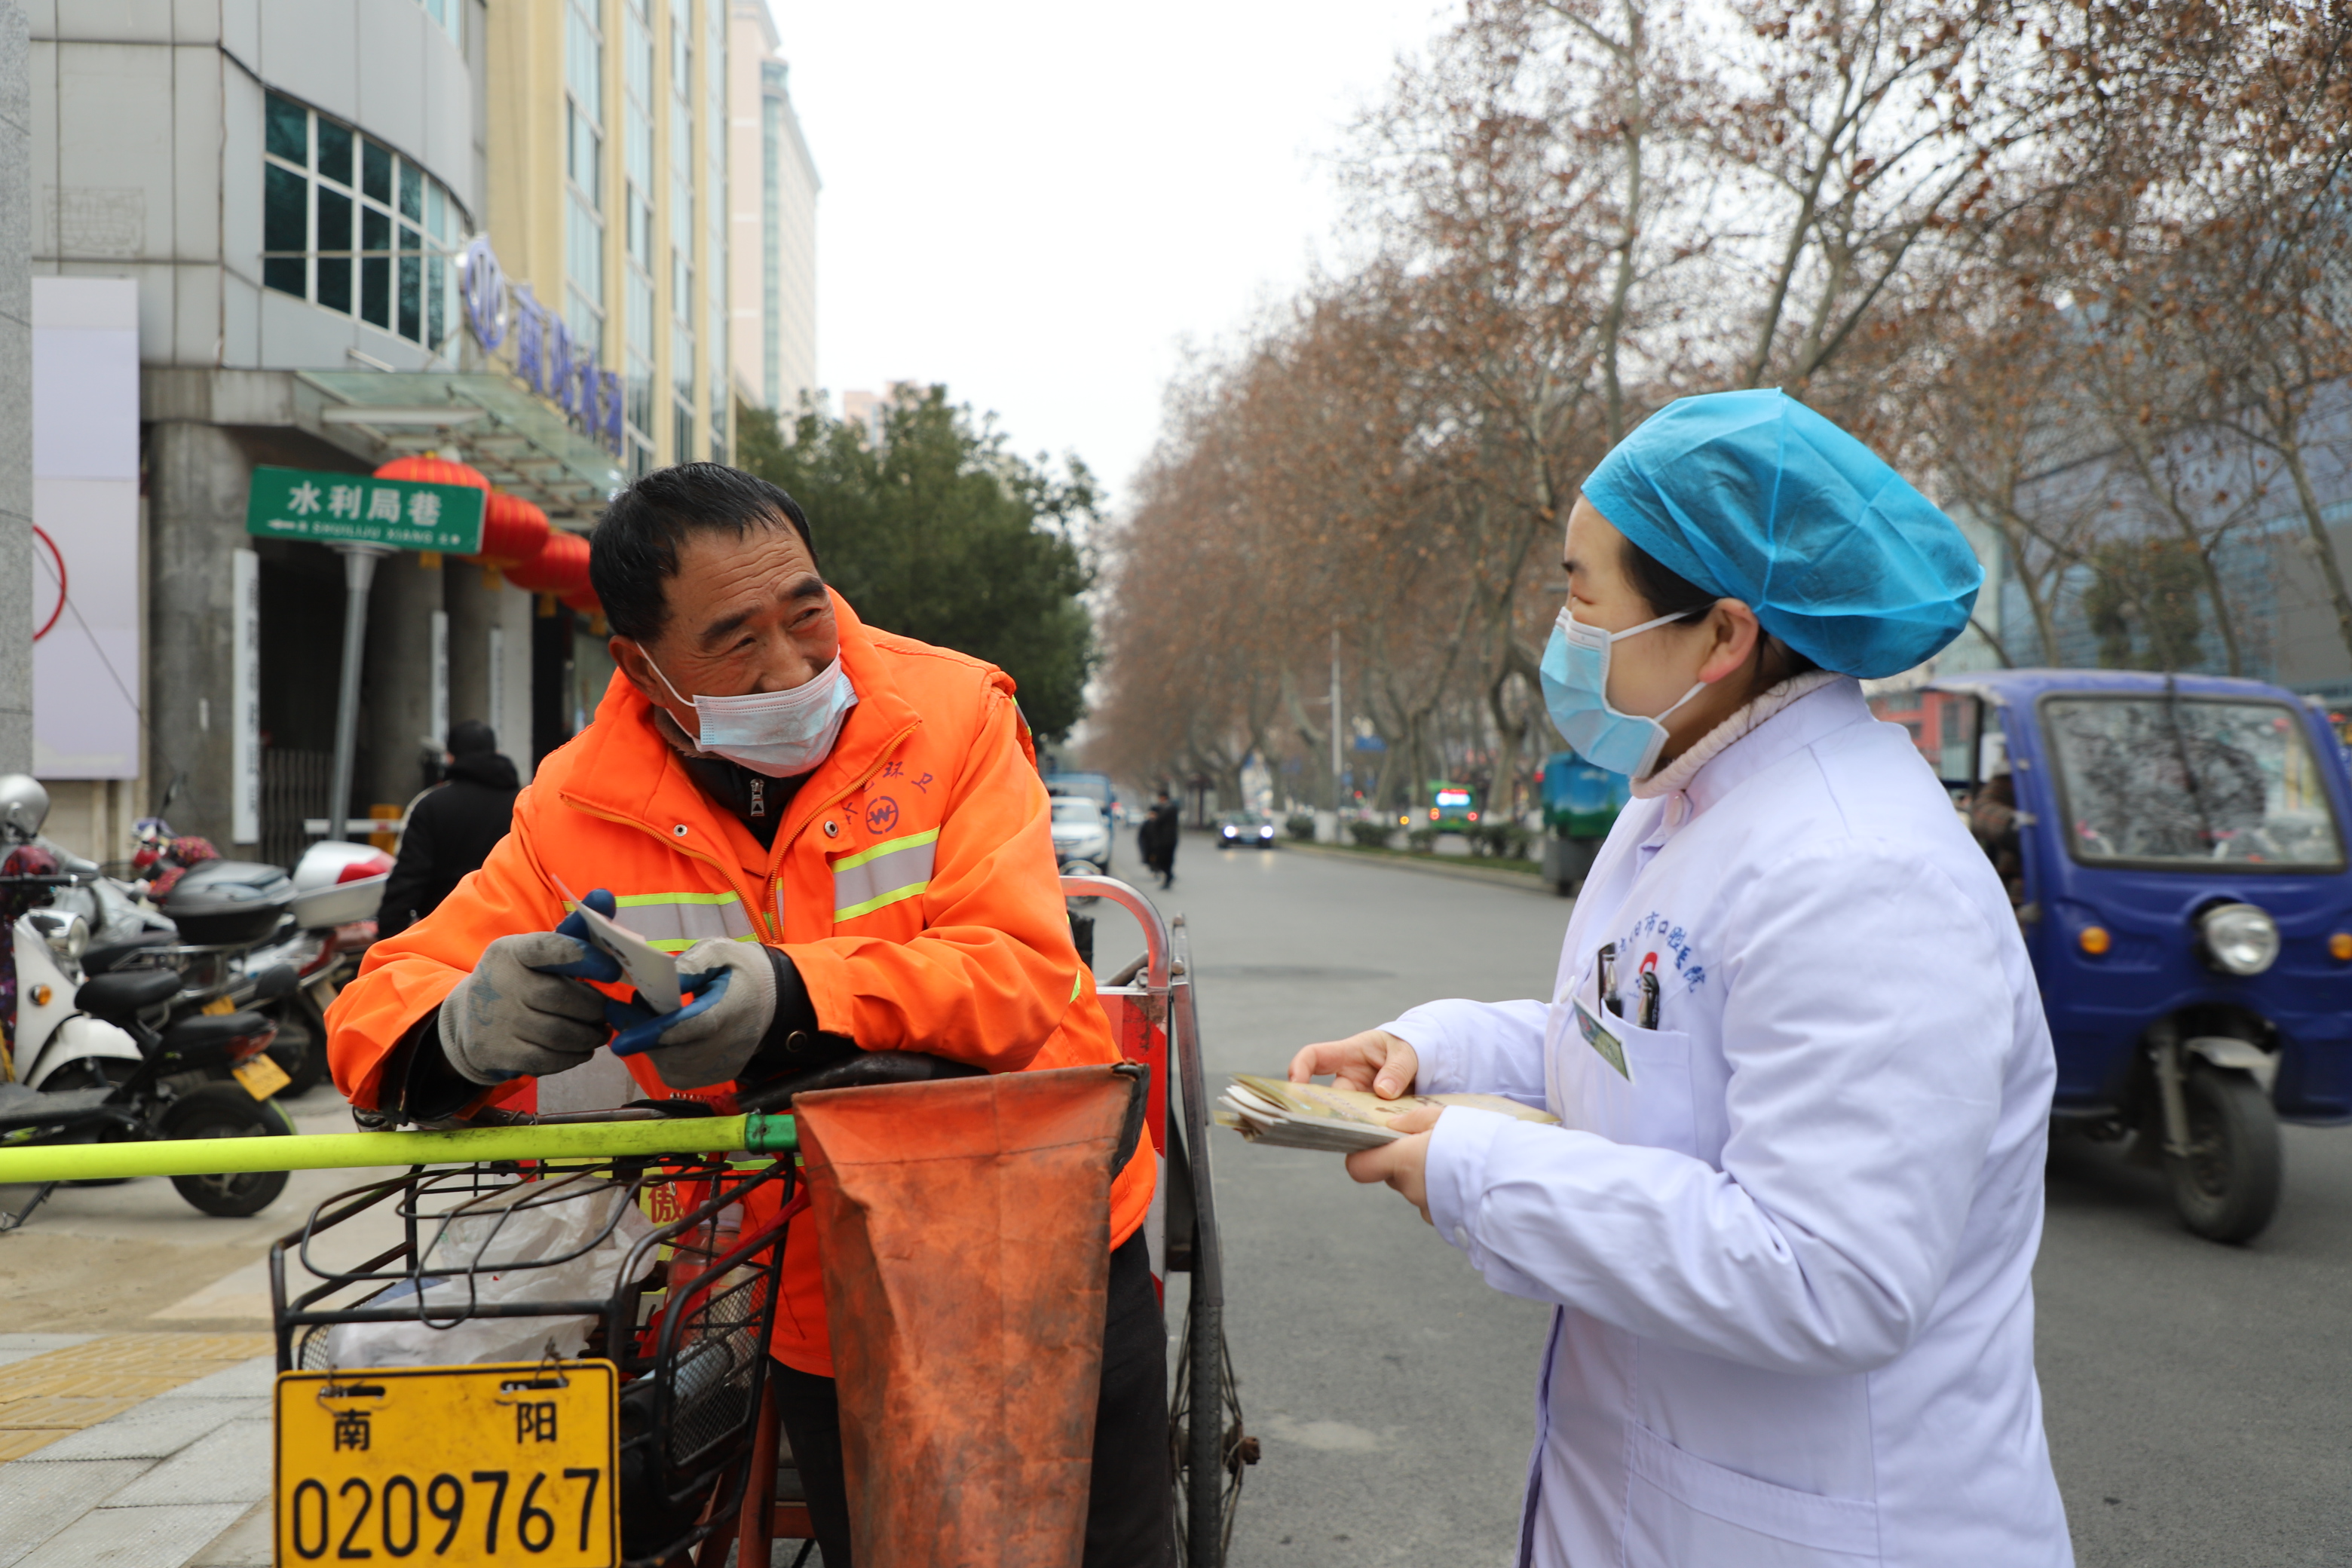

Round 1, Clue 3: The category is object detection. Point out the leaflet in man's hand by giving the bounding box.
[1214,1073,1557,1152]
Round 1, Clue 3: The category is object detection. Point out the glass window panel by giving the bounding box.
[567,6,604,126]
[361,207,390,253]
[397,162,422,221]
[628,273,654,356]
[427,183,445,239]
[625,11,651,104]
[399,253,421,340]
[362,140,392,202]
[626,111,652,190]
[317,119,354,185]
[361,255,391,327]
[315,187,352,252]
[674,400,692,462]
[429,255,446,345]
[264,164,308,253]
[265,94,308,165]
[2044,698,2347,870]
[262,255,305,297]
[567,192,604,299]
[400,223,420,253]
[317,255,352,314]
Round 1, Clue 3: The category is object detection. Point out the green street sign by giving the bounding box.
[243,464,485,553]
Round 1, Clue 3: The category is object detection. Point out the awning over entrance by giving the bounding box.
[296,371,625,523]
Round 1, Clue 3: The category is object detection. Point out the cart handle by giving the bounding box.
[1061,873,1171,991]
[0,1110,798,1184]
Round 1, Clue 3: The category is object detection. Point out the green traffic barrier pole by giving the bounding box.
[0,1111,798,1186]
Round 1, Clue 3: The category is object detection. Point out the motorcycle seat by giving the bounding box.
[75,969,181,1023]
[155,1010,268,1065]
[80,931,175,975]
[0,1081,120,1132]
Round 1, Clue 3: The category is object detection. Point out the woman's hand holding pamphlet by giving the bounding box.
[1216,1073,1557,1152]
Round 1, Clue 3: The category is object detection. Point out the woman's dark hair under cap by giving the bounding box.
[589,463,815,643]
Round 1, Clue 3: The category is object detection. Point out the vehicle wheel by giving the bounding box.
[158,1085,297,1217]
[38,1059,139,1185]
[268,1002,332,1097]
[2161,1066,2283,1244]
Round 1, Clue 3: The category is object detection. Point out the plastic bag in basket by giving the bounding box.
[324,1179,656,1369]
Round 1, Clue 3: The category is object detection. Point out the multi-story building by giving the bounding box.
[727,0,816,418]
[25,0,737,862]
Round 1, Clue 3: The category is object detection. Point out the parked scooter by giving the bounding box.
[233,841,390,1095]
[0,776,296,1228]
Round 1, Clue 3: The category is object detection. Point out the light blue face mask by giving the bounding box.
[645,652,859,777]
[1538,607,1709,779]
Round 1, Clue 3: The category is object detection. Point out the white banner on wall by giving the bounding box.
[31,278,142,779]
[232,550,260,844]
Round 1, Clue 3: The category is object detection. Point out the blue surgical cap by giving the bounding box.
[1581,390,1981,678]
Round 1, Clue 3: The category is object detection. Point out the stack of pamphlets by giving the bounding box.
[1215,1073,1558,1152]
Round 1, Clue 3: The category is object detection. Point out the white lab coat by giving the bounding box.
[1387,678,2071,1567]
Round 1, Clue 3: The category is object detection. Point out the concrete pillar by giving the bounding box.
[145,421,251,845]
[445,567,537,780]
[0,0,29,773]
[443,558,499,733]
[497,583,536,782]
[359,550,441,815]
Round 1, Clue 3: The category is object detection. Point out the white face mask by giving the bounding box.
[643,651,859,777]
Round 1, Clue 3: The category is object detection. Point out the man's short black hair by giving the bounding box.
[589,463,816,643]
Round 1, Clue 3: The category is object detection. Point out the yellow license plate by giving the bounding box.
[275,1362,619,1566]
[232,1054,291,1100]
[201,995,237,1016]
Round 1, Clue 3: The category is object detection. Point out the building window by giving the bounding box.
[564,0,606,357]
[261,91,466,350]
[622,0,657,461]
[761,63,785,411]
[414,0,462,51]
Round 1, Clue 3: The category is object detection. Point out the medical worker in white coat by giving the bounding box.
[1295,390,2072,1568]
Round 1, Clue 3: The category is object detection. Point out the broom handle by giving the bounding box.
[0,1111,798,1184]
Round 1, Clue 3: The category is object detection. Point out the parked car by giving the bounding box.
[1049,795,1113,874]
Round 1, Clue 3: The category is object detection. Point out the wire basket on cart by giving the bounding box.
[269,1148,801,1566]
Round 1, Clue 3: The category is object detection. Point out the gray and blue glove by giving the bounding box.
[603,938,777,1089]
[437,889,627,1086]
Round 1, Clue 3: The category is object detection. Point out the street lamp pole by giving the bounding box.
[324,543,392,843]
[1329,624,1342,815]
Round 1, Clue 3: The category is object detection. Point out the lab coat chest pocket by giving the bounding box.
[1550,971,1697,1156]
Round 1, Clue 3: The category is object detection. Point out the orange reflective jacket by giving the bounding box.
[326,594,1153,1376]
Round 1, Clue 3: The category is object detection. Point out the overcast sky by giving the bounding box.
[770,0,1448,511]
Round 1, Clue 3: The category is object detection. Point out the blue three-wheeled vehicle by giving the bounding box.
[1893,670,2352,1243]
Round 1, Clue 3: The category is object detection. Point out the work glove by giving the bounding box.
[436,890,626,1086]
[605,938,778,1089]
[439,940,613,1085]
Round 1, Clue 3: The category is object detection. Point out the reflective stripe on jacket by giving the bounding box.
[326,593,1153,1376]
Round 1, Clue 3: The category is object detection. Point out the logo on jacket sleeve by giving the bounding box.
[865,796,900,835]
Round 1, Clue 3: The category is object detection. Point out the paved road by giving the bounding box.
[1135,831,2352,1568]
[9,832,2348,1565]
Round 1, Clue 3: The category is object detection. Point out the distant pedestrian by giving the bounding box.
[1138,789,1180,889]
[378,720,520,938]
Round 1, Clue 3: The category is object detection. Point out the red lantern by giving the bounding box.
[467,490,550,570]
[372,455,489,492]
[504,529,591,597]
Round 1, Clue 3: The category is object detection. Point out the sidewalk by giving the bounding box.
[0,1333,275,1568]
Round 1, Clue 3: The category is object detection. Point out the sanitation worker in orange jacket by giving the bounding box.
[326,462,1169,1567]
